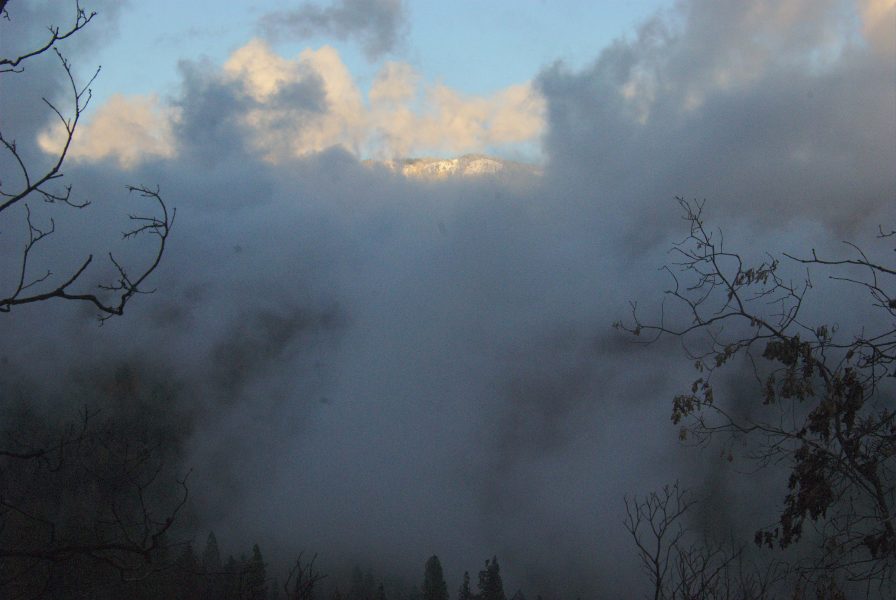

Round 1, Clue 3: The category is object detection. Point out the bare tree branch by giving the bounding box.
[285,552,327,600]
[0,1,95,73]
[624,482,786,599]
[618,198,896,592]
[1,6,173,321]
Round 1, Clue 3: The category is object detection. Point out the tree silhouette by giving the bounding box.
[477,557,506,600]
[458,571,474,600]
[618,198,896,592]
[247,544,269,600]
[0,4,182,595]
[284,552,326,600]
[624,482,786,599]
[0,0,172,320]
[422,555,449,600]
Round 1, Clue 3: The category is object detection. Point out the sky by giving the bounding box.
[1,0,895,597]
[43,0,673,163]
[92,1,669,100]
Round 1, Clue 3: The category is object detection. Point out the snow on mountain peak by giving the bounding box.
[366,154,541,179]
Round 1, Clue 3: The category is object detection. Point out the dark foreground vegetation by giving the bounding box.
[616,200,895,598]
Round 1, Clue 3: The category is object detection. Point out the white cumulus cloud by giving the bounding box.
[55,40,545,166]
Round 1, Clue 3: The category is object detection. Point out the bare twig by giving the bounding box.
[0,1,95,73]
[618,198,896,591]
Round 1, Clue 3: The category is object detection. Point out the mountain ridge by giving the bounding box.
[364,154,541,179]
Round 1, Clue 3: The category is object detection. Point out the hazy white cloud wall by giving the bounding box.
[1,0,894,597]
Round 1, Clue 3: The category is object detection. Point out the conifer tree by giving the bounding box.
[201,532,224,598]
[203,532,222,571]
[225,555,241,599]
[247,544,269,600]
[423,556,449,600]
[375,582,387,600]
[477,557,505,600]
[458,571,473,600]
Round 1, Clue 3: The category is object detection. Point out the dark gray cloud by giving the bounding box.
[538,0,895,235]
[1,0,894,597]
[171,57,328,167]
[260,0,407,60]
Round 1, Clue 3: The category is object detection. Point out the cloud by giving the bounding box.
[58,40,545,164]
[3,0,895,597]
[0,0,126,168]
[858,0,896,56]
[222,41,366,160]
[538,0,895,231]
[259,0,407,60]
[38,94,175,168]
[367,62,545,159]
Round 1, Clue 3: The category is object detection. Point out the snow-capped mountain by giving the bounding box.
[367,154,541,179]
